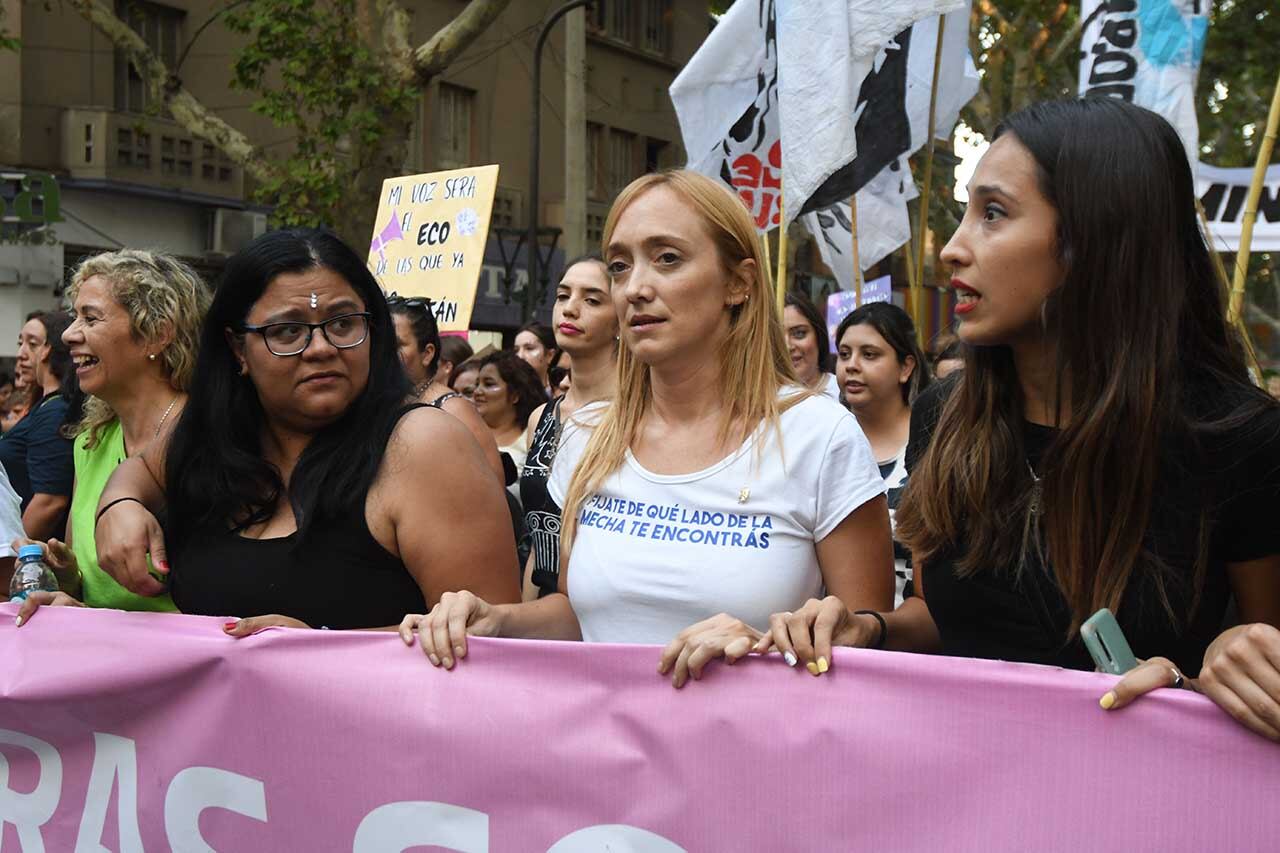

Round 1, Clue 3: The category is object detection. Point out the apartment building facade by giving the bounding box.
[0,0,711,351]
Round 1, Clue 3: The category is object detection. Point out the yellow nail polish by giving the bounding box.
[806,661,820,676]
[1100,692,1116,710]
[817,657,829,674]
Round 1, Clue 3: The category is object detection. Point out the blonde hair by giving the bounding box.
[561,169,800,551]
[68,250,211,449]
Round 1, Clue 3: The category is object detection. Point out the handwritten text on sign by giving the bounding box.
[367,165,499,332]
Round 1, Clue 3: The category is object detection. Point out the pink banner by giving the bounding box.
[1,604,1277,851]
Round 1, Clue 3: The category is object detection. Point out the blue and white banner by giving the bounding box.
[1078,0,1210,166]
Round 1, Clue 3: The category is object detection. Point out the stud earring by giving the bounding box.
[148,354,157,361]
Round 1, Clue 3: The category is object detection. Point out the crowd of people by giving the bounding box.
[4,99,1280,743]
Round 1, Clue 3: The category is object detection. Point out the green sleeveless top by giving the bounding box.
[71,420,177,612]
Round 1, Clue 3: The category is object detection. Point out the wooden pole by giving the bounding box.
[912,16,947,347]
[1229,67,1280,323]
[1201,200,1264,381]
[850,195,863,305]
[760,228,774,300]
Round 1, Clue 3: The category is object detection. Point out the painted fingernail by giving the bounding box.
[15,614,24,627]
[783,651,798,667]
[223,621,238,631]
[1100,692,1116,710]
[159,560,171,573]
[806,661,820,676]
[817,656,829,674]
[428,654,440,666]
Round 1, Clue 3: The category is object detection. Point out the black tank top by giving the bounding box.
[170,407,429,629]
[519,397,563,596]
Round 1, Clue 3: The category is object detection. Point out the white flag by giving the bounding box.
[670,1,783,232]
[777,0,962,225]
[803,4,978,289]
[1079,0,1211,168]
[1197,161,1280,254]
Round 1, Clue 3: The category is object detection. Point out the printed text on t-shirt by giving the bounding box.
[578,496,773,550]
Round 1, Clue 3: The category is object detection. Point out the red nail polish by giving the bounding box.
[223,621,238,630]
[159,560,171,573]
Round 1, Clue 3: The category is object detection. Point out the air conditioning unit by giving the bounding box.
[208,208,267,257]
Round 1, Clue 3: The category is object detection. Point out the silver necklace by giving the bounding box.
[1027,460,1042,517]
[154,395,179,439]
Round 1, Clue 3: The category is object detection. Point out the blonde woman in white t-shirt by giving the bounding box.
[400,170,894,686]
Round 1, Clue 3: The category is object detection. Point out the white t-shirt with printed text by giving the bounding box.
[548,391,885,644]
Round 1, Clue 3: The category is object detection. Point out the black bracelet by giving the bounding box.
[95,496,146,525]
[854,610,887,650]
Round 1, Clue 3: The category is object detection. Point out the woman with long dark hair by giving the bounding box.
[92,228,519,630]
[519,253,618,600]
[472,349,545,486]
[388,295,504,484]
[760,99,1280,740]
[783,291,839,401]
[834,302,931,605]
[514,322,557,396]
[0,311,81,539]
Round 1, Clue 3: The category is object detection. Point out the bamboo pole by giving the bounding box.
[761,227,774,299]
[850,195,863,305]
[912,16,948,347]
[777,217,789,315]
[775,173,789,313]
[1229,67,1280,323]
[1201,200,1264,381]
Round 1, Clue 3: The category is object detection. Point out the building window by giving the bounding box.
[492,187,523,229]
[592,0,671,56]
[83,124,94,164]
[436,83,475,170]
[586,122,605,200]
[114,0,184,114]
[607,129,637,197]
[639,0,672,55]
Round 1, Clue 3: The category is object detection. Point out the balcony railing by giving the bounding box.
[60,108,245,199]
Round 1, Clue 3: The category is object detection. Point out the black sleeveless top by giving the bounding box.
[170,407,429,629]
[519,397,563,596]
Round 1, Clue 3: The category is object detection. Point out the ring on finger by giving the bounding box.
[1168,666,1184,690]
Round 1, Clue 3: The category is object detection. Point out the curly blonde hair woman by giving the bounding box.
[12,249,209,623]
[400,170,893,685]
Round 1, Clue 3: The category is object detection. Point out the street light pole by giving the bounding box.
[527,0,593,319]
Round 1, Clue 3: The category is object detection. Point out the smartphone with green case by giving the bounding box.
[1081,608,1138,675]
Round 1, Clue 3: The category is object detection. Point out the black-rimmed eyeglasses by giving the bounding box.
[239,312,372,357]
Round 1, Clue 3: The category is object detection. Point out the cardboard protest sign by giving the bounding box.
[367,165,499,331]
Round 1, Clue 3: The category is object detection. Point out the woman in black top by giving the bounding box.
[0,311,81,539]
[387,294,504,485]
[759,99,1280,741]
[92,229,520,630]
[519,254,617,599]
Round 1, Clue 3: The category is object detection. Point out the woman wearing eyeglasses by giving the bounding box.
[91,229,520,631]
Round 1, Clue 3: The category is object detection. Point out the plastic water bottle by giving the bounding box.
[9,544,58,603]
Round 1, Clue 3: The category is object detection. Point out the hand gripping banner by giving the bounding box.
[0,606,1276,851]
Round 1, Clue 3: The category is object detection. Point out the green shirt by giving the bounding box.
[71,420,177,612]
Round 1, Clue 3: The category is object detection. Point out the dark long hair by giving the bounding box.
[784,291,833,373]
[33,311,85,434]
[164,228,412,551]
[835,302,930,404]
[478,349,546,431]
[896,98,1274,633]
[388,296,441,378]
